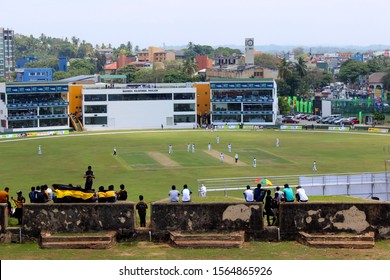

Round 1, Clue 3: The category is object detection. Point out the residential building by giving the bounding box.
[16,56,37,68]
[195,55,213,71]
[15,68,53,82]
[0,28,15,81]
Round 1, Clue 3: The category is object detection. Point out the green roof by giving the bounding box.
[100,75,126,79]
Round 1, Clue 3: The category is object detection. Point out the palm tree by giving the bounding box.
[278,58,292,80]
[295,57,307,78]
[182,58,198,76]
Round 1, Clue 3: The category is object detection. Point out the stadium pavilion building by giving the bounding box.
[81,83,197,130]
[210,79,278,126]
[0,82,69,132]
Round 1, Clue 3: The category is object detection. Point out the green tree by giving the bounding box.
[337,59,369,84]
[182,58,198,76]
[116,65,138,82]
[381,72,390,91]
[294,57,307,78]
[69,59,96,74]
[278,96,291,115]
[278,58,292,80]
[254,53,279,69]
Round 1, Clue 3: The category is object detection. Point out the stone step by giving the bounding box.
[169,231,245,249]
[297,231,375,249]
[41,235,113,243]
[170,231,245,242]
[40,231,117,249]
[298,231,374,242]
[40,240,113,249]
[173,240,244,249]
[305,240,375,249]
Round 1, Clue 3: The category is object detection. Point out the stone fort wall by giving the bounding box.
[1,201,390,242]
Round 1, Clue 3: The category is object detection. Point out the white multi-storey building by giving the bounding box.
[82,83,197,130]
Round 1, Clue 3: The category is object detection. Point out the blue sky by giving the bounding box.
[2,0,389,48]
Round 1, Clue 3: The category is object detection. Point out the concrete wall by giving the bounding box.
[150,202,264,240]
[22,203,136,240]
[279,202,390,240]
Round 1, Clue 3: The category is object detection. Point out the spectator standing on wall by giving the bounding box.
[243,185,254,202]
[136,195,148,227]
[83,166,95,190]
[169,185,180,202]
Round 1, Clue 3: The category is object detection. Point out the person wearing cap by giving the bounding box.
[296,186,309,202]
[0,187,11,215]
[283,184,295,202]
[12,191,25,225]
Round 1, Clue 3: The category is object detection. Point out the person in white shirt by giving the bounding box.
[208,143,211,151]
[200,184,207,197]
[243,185,254,202]
[216,136,220,144]
[296,186,309,202]
[168,145,173,154]
[187,143,191,152]
[313,160,317,171]
[169,185,180,202]
[192,144,195,153]
[253,157,257,168]
[234,153,239,163]
[228,143,232,153]
[219,152,224,162]
[181,184,192,202]
[275,138,280,147]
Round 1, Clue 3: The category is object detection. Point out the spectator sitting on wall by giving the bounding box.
[117,184,128,201]
[181,184,192,202]
[28,186,36,203]
[243,185,254,202]
[295,186,309,202]
[169,185,180,202]
[253,184,266,202]
[97,186,107,203]
[35,186,49,203]
[283,184,295,202]
[105,185,117,203]
[0,187,11,215]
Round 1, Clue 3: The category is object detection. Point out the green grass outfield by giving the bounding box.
[1,127,390,260]
[1,128,389,203]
